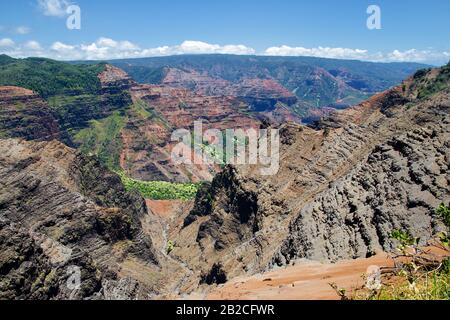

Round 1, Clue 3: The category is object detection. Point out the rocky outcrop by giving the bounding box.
[170,65,450,285]
[0,139,158,299]
[277,125,449,263]
[0,86,60,141]
[98,65,136,93]
[185,166,263,250]
[120,84,261,182]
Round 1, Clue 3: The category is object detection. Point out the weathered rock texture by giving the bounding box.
[0,86,60,141]
[123,82,266,182]
[172,64,450,287]
[0,139,159,299]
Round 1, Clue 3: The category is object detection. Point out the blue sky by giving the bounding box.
[0,0,449,64]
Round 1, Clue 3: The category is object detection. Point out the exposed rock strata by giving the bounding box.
[173,65,450,286]
[0,86,60,141]
[0,139,158,299]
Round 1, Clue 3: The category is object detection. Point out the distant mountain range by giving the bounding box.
[107,54,429,114]
[0,54,432,183]
[0,55,448,299]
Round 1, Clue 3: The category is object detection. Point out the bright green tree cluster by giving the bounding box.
[117,171,200,200]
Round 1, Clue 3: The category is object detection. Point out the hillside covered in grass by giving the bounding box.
[0,55,105,98]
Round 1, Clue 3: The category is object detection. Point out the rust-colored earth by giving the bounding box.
[146,199,184,219]
[207,254,394,300]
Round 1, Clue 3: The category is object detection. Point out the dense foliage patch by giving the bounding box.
[117,171,200,200]
[0,55,105,98]
[413,63,450,99]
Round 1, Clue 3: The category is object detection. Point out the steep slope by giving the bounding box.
[111,54,428,112]
[170,64,449,290]
[122,83,260,182]
[0,56,132,148]
[0,139,159,299]
[0,55,426,184]
[160,67,298,112]
[0,86,60,141]
[0,55,104,98]
[0,56,264,183]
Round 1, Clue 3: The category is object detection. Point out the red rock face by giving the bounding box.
[121,83,262,182]
[98,64,136,91]
[131,84,260,130]
[0,64,299,183]
[94,64,305,182]
[0,86,60,141]
[161,67,297,111]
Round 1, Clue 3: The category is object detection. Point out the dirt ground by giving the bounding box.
[207,254,394,300]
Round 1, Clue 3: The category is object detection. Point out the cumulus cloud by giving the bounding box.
[0,38,15,47]
[264,45,450,65]
[384,49,450,63]
[174,41,255,55]
[37,0,71,17]
[0,38,448,65]
[14,26,31,35]
[51,41,75,51]
[265,45,369,60]
[24,40,42,51]
[0,38,255,60]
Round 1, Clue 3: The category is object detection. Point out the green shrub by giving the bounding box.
[347,203,450,300]
[74,112,126,170]
[0,56,105,98]
[436,203,450,227]
[117,171,200,200]
[167,240,175,254]
[390,229,418,248]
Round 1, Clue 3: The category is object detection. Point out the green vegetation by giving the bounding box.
[129,99,170,128]
[74,112,126,170]
[344,203,450,300]
[47,91,131,145]
[130,99,152,119]
[117,171,200,200]
[115,65,167,84]
[0,55,105,98]
[198,131,249,166]
[436,202,450,227]
[362,272,449,300]
[413,63,450,99]
[48,93,103,117]
[167,240,175,254]
[390,229,419,248]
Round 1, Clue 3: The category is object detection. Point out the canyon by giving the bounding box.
[0,54,448,300]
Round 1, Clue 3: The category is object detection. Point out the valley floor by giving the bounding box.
[205,254,393,300]
[145,199,395,300]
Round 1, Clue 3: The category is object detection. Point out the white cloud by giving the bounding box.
[265,45,369,60]
[37,0,71,17]
[42,39,255,60]
[0,38,448,65]
[14,26,31,35]
[24,40,42,51]
[0,38,15,47]
[138,41,255,57]
[176,40,255,55]
[264,45,450,65]
[51,41,75,51]
[384,49,450,63]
